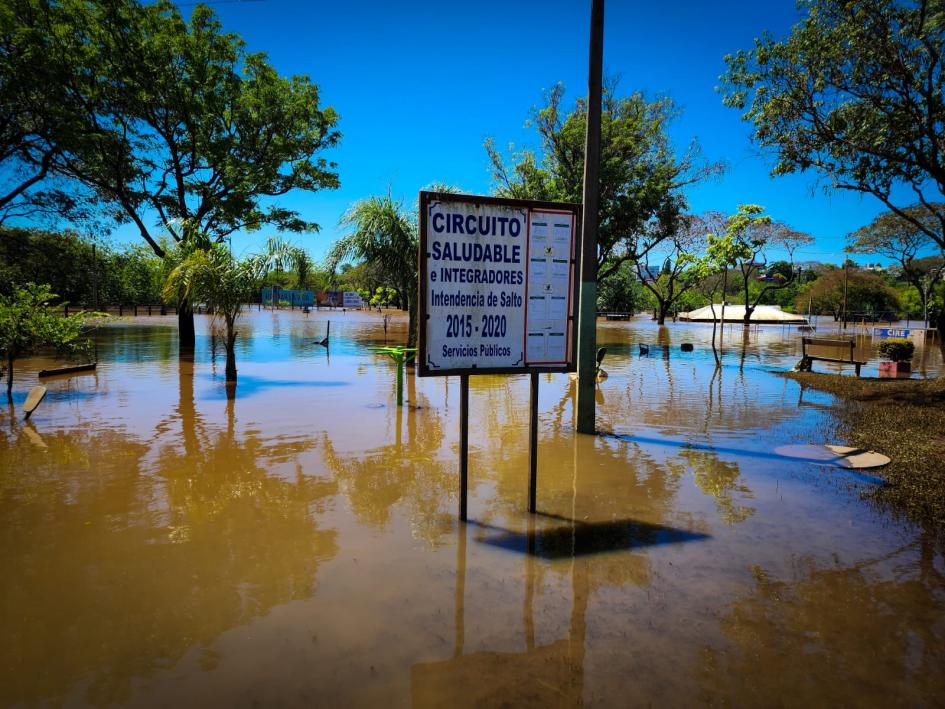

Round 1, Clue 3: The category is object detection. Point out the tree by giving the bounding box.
[596,260,644,313]
[692,206,769,364]
[721,0,945,250]
[162,244,264,386]
[0,0,105,228]
[0,226,96,301]
[0,226,169,306]
[731,220,813,326]
[0,283,100,398]
[291,249,314,291]
[486,81,723,281]
[634,213,715,324]
[27,0,340,351]
[795,267,901,321]
[847,206,945,326]
[328,194,419,346]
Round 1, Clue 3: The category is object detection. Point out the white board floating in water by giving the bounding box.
[774,444,890,469]
[23,385,47,420]
[825,445,891,469]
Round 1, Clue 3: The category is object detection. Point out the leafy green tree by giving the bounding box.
[0,283,101,398]
[30,0,340,350]
[370,286,397,309]
[0,227,96,301]
[162,244,264,385]
[795,267,901,320]
[328,194,418,345]
[635,213,716,324]
[731,220,813,325]
[486,81,723,281]
[692,206,768,364]
[596,260,644,313]
[847,205,945,326]
[721,0,945,250]
[0,0,105,228]
[291,249,314,291]
[766,261,795,282]
[0,227,166,306]
[897,283,925,319]
[329,260,386,300]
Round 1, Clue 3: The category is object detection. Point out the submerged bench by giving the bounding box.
[798,337,866,377]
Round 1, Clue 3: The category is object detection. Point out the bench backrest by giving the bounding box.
[802,337,855,360]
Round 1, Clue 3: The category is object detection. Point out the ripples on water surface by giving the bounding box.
[1,311,943,707]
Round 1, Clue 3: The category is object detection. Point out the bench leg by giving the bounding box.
[855,363,861,377]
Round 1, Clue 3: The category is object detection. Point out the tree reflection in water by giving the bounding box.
[0,360,337,707]
[702,537,945,704]
[321,377,456,544]
[666,448,756,525]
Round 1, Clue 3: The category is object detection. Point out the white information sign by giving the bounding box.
[419,193,578,376]
[342,291,363,309]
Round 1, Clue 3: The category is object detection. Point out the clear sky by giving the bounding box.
[110,0,919,265]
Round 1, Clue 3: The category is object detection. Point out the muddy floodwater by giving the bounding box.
[2,311,944,707]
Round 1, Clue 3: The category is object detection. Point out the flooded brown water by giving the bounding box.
[2,311,944,707]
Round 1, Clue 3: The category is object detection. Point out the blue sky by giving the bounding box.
[110,0,920,265]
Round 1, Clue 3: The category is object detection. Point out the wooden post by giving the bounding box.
[576,0,604,434]
[528,371,539,513]
[459,374,469,521]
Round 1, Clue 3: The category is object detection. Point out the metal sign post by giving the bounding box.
[459,374,469,520]
[418,192,582,519]
[528,372,539,513]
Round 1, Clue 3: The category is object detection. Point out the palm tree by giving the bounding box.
[292,249,314,290]
[259,237,315,305]
[329,194,419,345]
[163,244,265,385]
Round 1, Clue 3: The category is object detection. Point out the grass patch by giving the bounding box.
[784,372,945,531]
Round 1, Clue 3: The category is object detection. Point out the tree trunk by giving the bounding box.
[6,350,13,400]
[397,282,417,348]
[407,290,417,348]
[178,299,196,354]
[742,274,751,328]
[709,304,720,367]
[656,301,669,326]
[225,327,237,382]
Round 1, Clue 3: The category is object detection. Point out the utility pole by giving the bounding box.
[841,260,849,330]
[576,0,604,434]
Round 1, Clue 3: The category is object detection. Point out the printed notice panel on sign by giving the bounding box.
[419,193,579,377]
[524,210,575,364]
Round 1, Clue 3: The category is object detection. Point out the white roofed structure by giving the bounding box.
[678,304,808,324]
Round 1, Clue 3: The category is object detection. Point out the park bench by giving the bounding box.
[798,337,866,377]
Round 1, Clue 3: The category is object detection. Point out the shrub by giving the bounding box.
[877,338,914,362]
